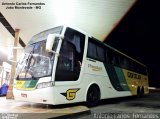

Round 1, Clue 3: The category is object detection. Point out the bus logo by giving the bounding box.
[88,64,102,71]
[61,88,80,100]
[127,72,141,79]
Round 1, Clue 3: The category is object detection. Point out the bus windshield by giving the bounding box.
[16,40,58,80]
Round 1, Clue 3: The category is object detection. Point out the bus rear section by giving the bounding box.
[86,37,149,99]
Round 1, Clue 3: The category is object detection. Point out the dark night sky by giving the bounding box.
[105,0,160,87]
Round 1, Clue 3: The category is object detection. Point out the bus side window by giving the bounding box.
[110,51,118,66]
[87,41,97,59]
[55,28,85,81]
[107,50,114,65]
[65,27,85,64]
[105,50,110,64]
[120,57,129,69]
[87,38,105,62]
[57,41,75,71]
[112,56,116,65]
[96,45,105,62]
[119,56,124,68]
[124,58,130,69]
[55,41,77,81]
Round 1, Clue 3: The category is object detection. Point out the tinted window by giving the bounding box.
[97,46,105,61]
[87,38,105,61]
[55,28,85,81]
[87,37,147,75]
[88,41,97,59]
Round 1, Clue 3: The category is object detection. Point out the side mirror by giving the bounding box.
[46,34,56,52]
[46,34,62,53]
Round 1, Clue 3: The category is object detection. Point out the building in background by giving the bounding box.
[0,62,11,87]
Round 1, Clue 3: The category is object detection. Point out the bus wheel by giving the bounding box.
[140,87,144,97]
[86,85,100,107]
[137,87,141,97]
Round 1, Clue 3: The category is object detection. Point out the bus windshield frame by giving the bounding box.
[15,26,63,80]
[16,39,59,80]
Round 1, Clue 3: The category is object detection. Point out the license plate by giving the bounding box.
[21,93,27,98]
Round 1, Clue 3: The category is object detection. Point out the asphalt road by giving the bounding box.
[1,91,160,119]
[74,92,160,119]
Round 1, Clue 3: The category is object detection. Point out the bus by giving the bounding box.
[13,26,149,106]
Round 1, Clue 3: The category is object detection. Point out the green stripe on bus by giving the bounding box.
[114,67,130,91]
[104,64,124,91]
[28,80,38,88]
[23,80,38,88]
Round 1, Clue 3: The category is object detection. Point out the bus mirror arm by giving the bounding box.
[50,50,60,56]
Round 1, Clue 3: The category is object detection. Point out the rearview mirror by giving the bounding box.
[46,34,62,53]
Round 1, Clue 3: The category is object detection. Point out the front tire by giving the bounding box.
[86,86,100,107]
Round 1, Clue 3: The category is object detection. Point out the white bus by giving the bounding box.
[13,26,149,106]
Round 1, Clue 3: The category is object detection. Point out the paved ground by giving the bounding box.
[75,91,160,119]
[0,97,90,119]
[0,91,160,119]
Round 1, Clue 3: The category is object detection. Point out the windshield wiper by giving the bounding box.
[26,51,34,68]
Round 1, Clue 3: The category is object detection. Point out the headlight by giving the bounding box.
[36,81,54,89]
